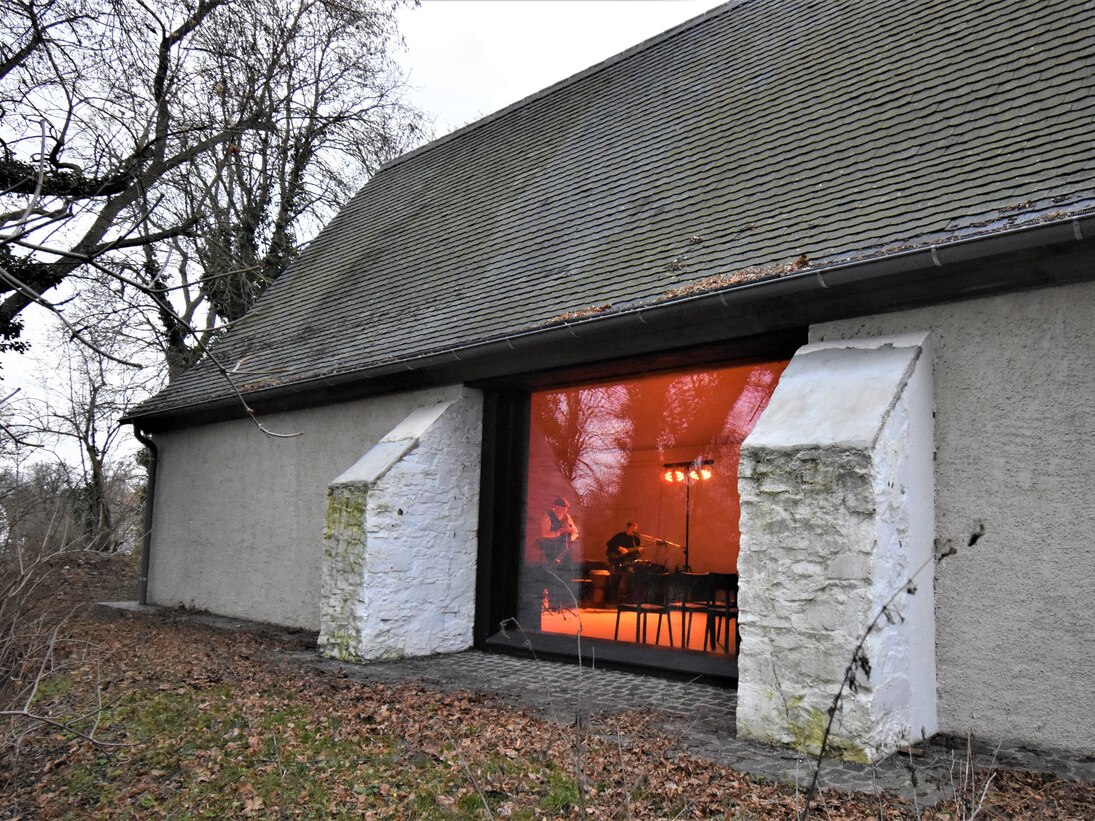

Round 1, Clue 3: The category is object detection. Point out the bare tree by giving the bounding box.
[1,0,231,342]
[1,0,421,378]
[0,456,124,763]
[34,323,149,551]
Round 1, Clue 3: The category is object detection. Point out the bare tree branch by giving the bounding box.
[0,265,144,368]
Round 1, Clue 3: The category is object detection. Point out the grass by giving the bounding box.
[27,669,596,820]
[5,554,1094,820]
[15,644,1095,820]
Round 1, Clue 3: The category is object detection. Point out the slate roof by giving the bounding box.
[134,0,1095,420]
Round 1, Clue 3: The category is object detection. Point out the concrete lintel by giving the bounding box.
[382,399,457,442]
[799,330,930,355]
[746,340,923,450]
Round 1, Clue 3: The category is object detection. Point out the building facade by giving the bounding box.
[128,0,1095,759]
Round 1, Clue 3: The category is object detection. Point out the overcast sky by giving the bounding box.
[395,0,722,137]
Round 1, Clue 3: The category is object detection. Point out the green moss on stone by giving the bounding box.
[320,487,370,664]
[319,626,362,663]
[786,707,871,764]
[324,490,365,541]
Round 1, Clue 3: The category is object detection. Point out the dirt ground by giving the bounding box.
[2,552,1093,819]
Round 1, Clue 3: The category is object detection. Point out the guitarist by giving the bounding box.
[540,496,580,566]
[606,521,642,602]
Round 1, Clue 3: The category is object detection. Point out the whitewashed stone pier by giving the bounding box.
[319,390,483,662]
[737,334,937,762]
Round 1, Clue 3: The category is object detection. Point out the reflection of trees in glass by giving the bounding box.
[532,363,785,522]
[613,370,737,473]
[718,366,782,443]
[611,379,666,511]
[533,386,631,502]
[658,372,720,451]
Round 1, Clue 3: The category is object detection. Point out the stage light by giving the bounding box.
[659,458,716,571]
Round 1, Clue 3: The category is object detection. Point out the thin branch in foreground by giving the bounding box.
[798,554,936,820]
[615,721,634,821]
[443,725,494,820]
[0,708,131,752]
[0,120,49,241]
[122,233,302,439]
[0,265,144,368]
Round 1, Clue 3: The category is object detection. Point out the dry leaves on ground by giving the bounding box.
[2,554,1093,820]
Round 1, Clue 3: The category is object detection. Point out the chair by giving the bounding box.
[614,570,674,646]
[703,573,739,655]
[667,572,710,650]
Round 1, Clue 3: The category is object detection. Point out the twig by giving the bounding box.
[799,554,935,820]
[443,726,494,820]
[614,720,633,821]
[543,565,587,814]
[271,729,287,779]
[907,744,921,818]
[0,709,128,751]
[0,120,48,241]
[0,265,145,368]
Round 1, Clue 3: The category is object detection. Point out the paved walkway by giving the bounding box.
[103,603,1095,804]
[297,648,1095,805]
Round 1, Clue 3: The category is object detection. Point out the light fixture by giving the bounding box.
[660,459,715,570]
[663,459,714,483]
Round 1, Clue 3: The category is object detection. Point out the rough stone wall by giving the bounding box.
[320,389,483,662]
[320,485,369,660]
[738,447,879,759]
[811,280,1095,754]
[737,338,935,762]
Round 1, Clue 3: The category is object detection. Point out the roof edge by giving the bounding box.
[376,1,738,177]
[126,212,1095,428]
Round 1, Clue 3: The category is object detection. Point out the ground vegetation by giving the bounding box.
[2,554,1093,819]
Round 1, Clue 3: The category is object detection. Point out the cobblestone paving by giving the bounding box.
[103,605,1095,805]
[298,649,1095,804]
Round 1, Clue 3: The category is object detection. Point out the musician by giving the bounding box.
[540,496,579,565]
[606,521,642,601]
[606,521,642,568]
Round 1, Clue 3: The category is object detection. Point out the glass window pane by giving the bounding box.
[517,360,787,653]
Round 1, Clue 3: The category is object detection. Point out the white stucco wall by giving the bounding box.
[812,279,1095,753]
[147,385,465,630]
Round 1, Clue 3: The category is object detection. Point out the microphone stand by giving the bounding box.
[640,534,681,548]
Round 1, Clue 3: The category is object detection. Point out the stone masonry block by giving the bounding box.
[319,390,484,663]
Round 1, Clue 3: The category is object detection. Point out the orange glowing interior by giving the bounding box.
[523,359,788,576]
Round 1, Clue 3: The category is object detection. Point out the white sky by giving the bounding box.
[395,0,722,136]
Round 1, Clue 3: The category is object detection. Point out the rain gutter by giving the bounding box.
[127,212,1095,428]
[132,426,158,606]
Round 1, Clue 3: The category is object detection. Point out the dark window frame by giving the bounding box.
[472,329,806,679]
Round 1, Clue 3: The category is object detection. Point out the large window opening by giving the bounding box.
[514,359,788,667]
